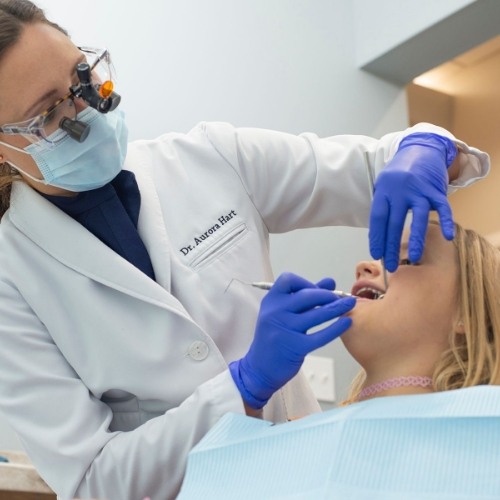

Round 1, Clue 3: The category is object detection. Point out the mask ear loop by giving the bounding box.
[0,141,48,185]
[0,140,30,155]
[5,159,48,185]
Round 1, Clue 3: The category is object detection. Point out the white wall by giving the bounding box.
[0,0,450,448]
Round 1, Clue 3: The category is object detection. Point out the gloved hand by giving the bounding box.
[369,132,458,272]
[229,272,355,409]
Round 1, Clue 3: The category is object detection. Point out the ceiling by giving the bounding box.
[413,34,500,94]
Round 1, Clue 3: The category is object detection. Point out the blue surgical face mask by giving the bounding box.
[1,107,128,192]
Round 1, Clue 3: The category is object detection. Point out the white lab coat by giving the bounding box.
[0,122,489,500]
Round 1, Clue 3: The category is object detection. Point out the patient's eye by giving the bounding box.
[399,257,419,266]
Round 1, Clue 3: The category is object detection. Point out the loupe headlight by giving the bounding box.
[70,47,121,115]
[70,62,121,114]
[59,116,91,143]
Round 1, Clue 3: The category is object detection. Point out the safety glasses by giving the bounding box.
[0,47,115,146]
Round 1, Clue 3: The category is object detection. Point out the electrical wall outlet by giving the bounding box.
[302,355,335,402]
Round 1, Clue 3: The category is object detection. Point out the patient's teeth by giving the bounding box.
[356,287,382,300]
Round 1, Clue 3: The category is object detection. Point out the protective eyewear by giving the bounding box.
[0,47,118,146]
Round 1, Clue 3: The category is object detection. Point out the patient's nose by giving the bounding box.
[355,260,382,281]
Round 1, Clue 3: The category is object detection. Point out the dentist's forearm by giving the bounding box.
[447,149,461,182]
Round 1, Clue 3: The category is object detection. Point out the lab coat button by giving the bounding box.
[188,341,209,360]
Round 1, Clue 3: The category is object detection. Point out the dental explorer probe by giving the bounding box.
[223,278,353,296]
[250,281,353,297]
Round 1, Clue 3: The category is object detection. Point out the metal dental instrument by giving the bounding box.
[365,152,389,295]
[251,281,354,297]
[225,278,353,297]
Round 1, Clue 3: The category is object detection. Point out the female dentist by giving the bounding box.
[0,1,490,499]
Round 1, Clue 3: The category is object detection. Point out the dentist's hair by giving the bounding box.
[0,0,67,217]
[344,222,500,404]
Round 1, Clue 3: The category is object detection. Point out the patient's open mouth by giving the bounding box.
[353,286,385,300]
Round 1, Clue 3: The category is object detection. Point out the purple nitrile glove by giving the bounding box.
[369,132,457,272]
[229,272,355,409]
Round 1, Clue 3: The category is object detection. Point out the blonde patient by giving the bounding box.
[177,221,500,498]
[341,221,500,404]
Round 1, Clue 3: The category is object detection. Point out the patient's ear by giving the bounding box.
[455,319,466,334]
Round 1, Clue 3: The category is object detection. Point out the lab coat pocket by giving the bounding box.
[190,222,248,271]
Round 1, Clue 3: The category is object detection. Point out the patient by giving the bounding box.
[178,221,500,499]
[342,220,500,404]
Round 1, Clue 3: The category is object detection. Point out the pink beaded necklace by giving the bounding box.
[357,376,433,401]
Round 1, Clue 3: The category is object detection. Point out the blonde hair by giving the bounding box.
[343,222,500,404]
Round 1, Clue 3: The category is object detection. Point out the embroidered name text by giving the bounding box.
[180,210,237,256]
